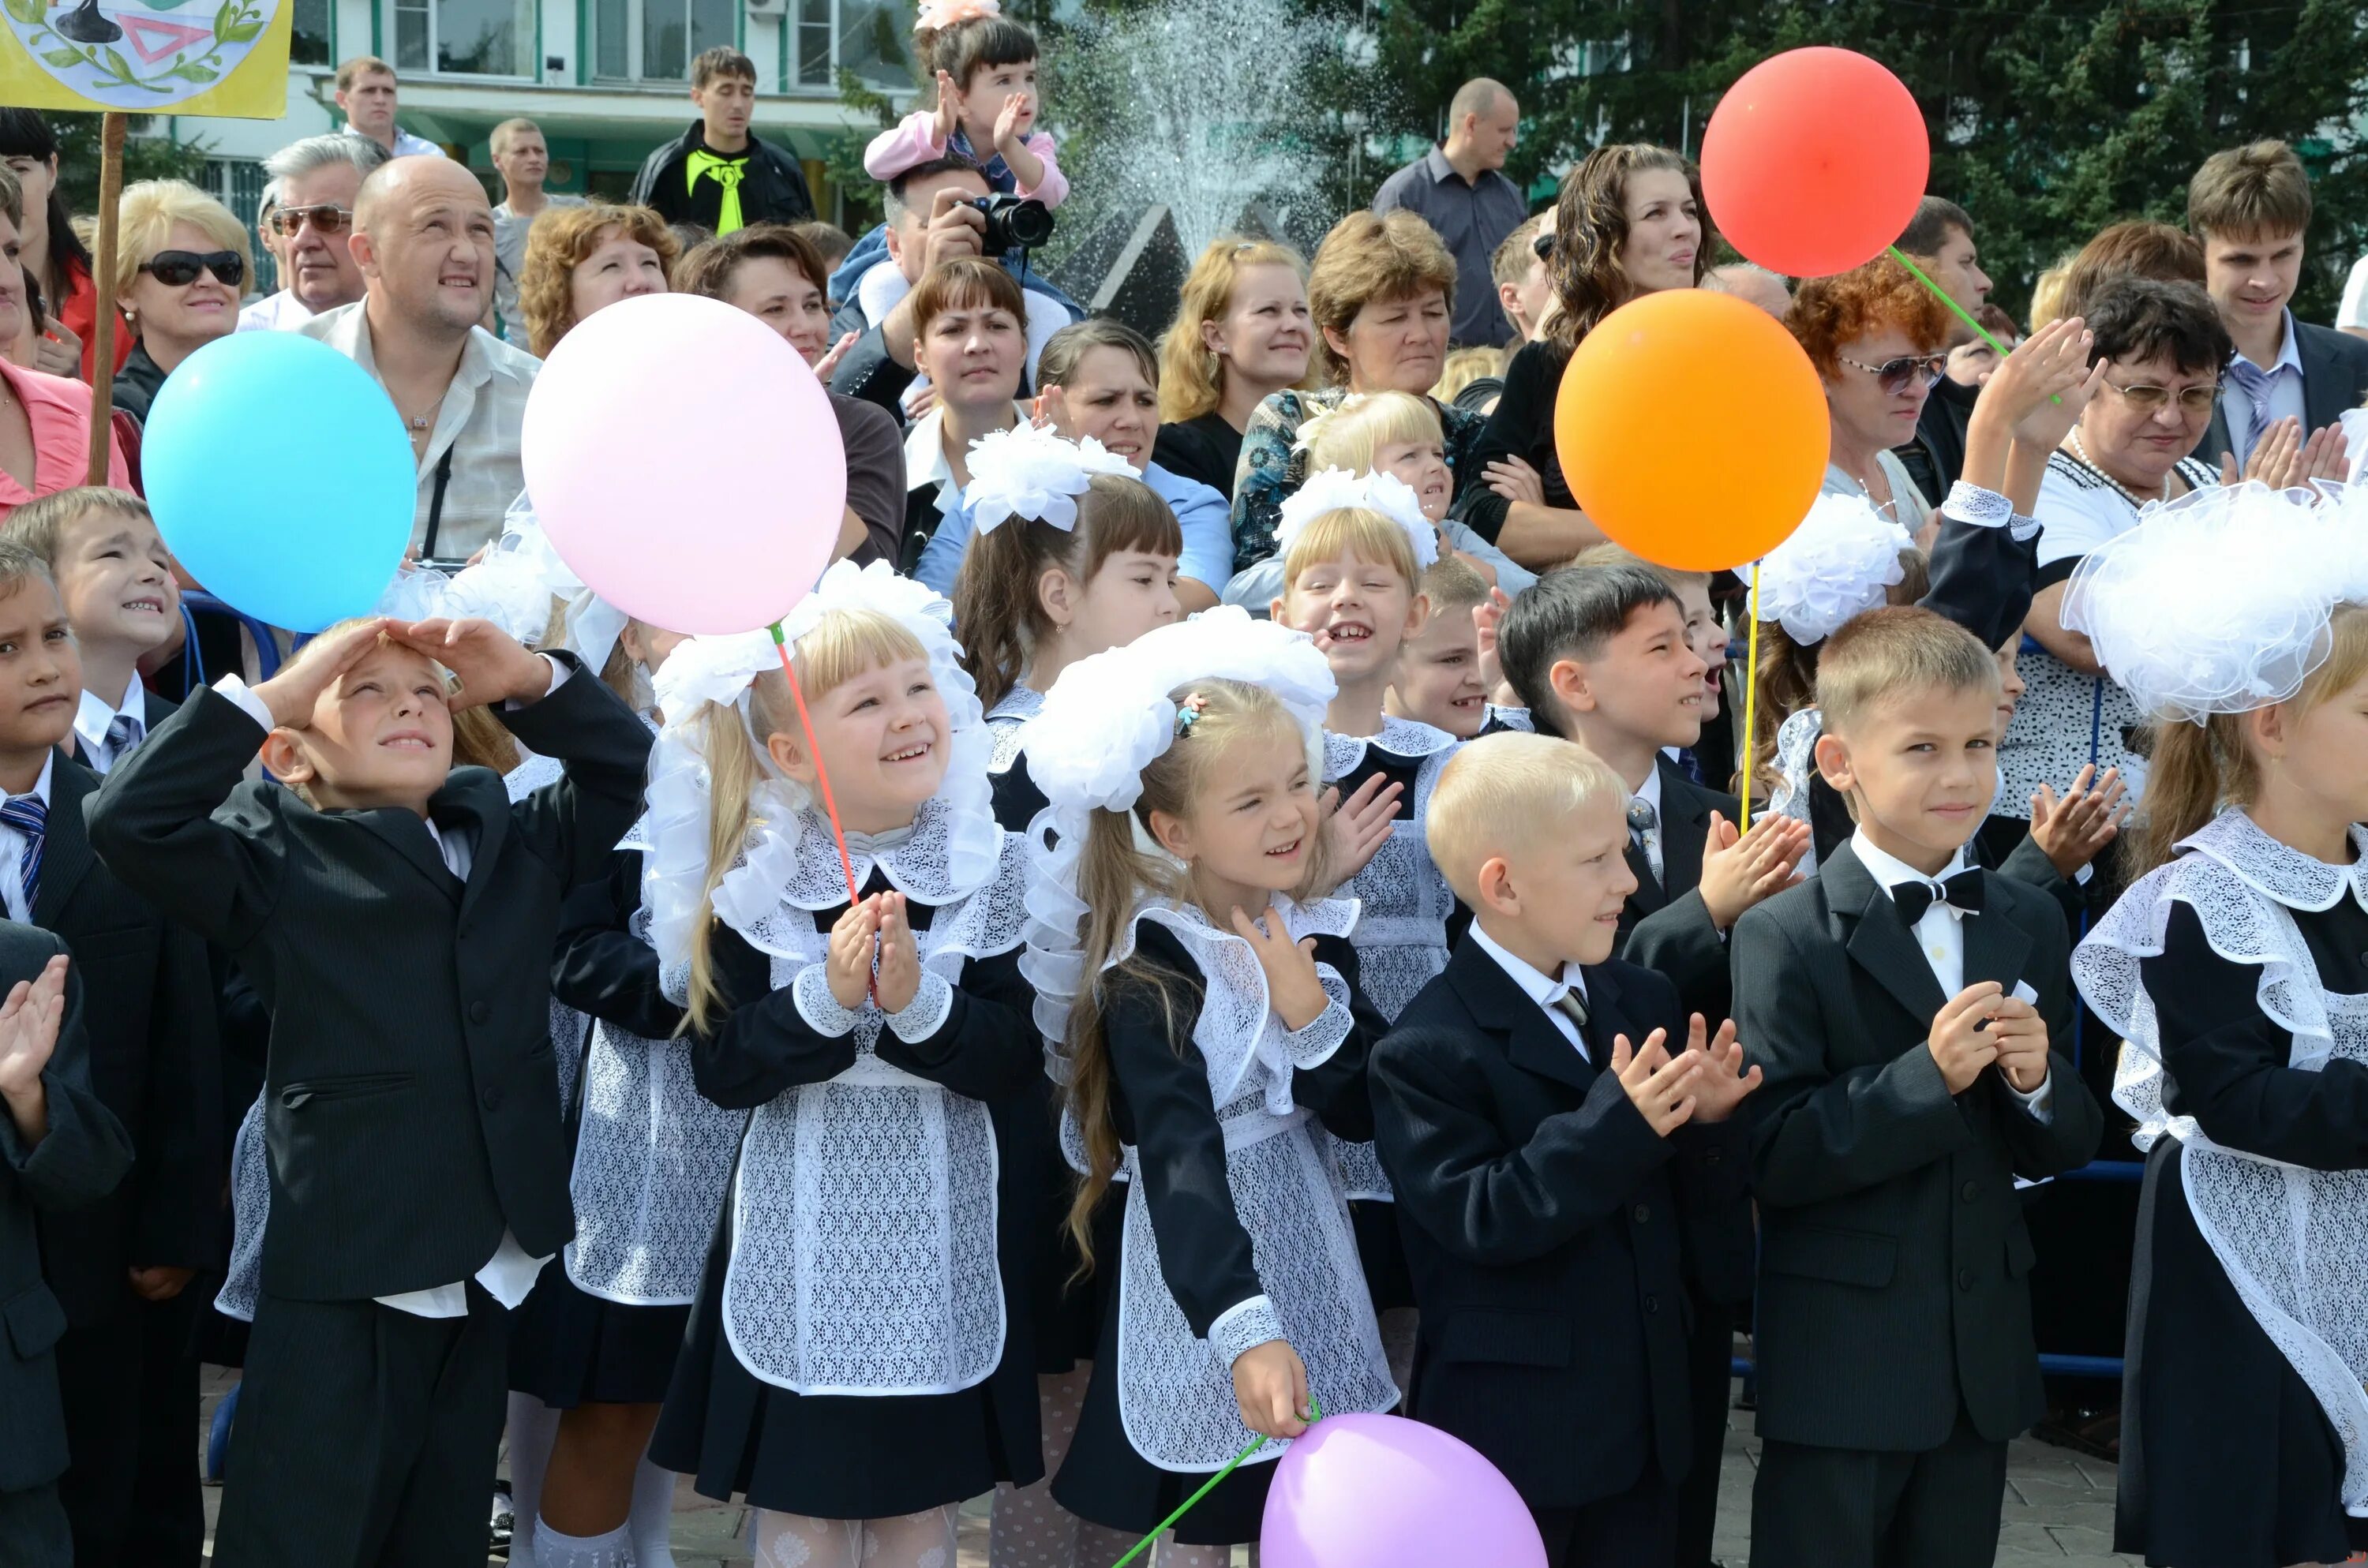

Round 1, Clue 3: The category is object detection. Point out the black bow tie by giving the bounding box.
[1890,870,1985,925]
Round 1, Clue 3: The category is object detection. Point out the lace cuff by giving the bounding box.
[1943,481,2013,528]
[1208,1293,1287,1367]
[792,964,862,1038]
[885,970,955,1043]
[1276,971,1354,1068]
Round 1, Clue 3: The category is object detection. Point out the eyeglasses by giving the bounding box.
[1532,230,1554,259]
[1838,354,1948,394]
[137,249,245,288]
[268,203,353,237]
[2103,377,2220,415]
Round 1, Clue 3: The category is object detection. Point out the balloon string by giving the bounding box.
[1105,1398,1324,1568]
[770,622,873,999]
[1739,560,1762,833]
[1885,245,2058,405]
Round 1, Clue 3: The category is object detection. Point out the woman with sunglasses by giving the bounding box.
[110,180,252,425]
[1787,254,1954,535]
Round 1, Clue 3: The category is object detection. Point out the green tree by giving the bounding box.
[49,114,212,215]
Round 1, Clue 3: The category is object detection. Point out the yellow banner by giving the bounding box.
[0,0,290,119]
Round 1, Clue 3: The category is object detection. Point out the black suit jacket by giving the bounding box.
[1620,752,1739,1027]
[1372,941,1752,1511]
[32,750,223,1327]
[0,925,133,1495]
[88,664,653,1302]
[1734,840,2104,1451]
[2194,319,2368,462]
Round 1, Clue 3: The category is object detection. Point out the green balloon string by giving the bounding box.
[1105,1398,1325,1568]
[1885,244,2059,405]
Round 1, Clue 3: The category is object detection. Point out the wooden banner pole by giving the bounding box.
[84,110,125,485]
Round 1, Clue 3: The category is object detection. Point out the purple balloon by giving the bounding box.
[1259,1413,1546,1568]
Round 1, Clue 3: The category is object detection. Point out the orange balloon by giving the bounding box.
[1554,289,1830,572]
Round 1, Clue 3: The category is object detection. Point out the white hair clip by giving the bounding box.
[1752,492,1913,645]
[963,423,1137,536]
[1274,466,1440,572]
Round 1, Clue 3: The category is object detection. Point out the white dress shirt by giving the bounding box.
[1850,829,2052,1117]
[235,290,316,335]
[1632,764,1665,884]
[2220,309,2309,462]
[0,753,56,923]
[215,655,571,1317]
[386,128,448,160]
[1468,919,1593,1059]
[72,669,148,775]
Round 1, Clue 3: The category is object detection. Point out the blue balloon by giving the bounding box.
[142,331,415,634]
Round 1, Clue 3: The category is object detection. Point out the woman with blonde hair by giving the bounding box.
[110,178,253,422]
[1150,236,1314,500]
[517,203,678,358]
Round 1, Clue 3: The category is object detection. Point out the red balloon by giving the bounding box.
[1700,47,1931,279]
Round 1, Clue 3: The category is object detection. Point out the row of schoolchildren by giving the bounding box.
[2,307,2353,1568]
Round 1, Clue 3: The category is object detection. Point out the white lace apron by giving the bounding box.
[692,815,1030,1397]
[1319,719,1459,1200]
[214,1092,268,1323]
[1107,902,1400,1471]
[2074,809,2368,1515]
[986,684,1043,776]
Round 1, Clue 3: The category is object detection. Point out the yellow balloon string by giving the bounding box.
[1738,560,1762,833]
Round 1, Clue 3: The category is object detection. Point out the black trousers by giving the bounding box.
[1531,1459,1677,1568]
[54,1286,204,1568]
[1673,1304,1734,1568]
[1750,1407,2008,1568]
[0,1482,73,1568]
[213,1285,509,1568]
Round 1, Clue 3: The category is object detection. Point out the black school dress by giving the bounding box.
[650,851,1045,1517]
[1051,911,1399,1544]
[2117,896,2368,1566]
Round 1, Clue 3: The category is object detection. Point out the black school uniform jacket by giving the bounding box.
[1370,941,1752,1510]
[1733,840,2104,1452]
[0,926,133,1495]
[32,749,223,1327]
[86,664,654,1302]
[1620,751,1739,1027]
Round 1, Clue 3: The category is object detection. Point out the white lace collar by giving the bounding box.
[987,683,1043,726]
[1323,714,1457,780]
[987,683,1043,775]
[2180,810,2368,915]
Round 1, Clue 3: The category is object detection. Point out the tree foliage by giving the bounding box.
[49,114,212,214]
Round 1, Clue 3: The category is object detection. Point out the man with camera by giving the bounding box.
[829,153,1073,417]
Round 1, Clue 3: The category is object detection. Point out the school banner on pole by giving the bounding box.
[0,0,290,118]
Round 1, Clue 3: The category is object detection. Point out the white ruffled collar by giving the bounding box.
[2181,810,2368,914]
[1322,715,1456,780]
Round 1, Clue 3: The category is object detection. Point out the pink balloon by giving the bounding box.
[1260,1414,1546,1568]
[521,292,846,635]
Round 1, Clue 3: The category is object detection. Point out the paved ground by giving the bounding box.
[197,1368,2140,1566]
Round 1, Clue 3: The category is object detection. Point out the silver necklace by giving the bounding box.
[2067,428,2170,508]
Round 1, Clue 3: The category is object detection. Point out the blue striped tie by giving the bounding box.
[103,712,143,765]
[1,794,43,918]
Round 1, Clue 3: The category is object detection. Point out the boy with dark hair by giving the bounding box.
[1737,606,2103,1568]
[1893,195,1994,497]
[1371,732,1758,1568]
[88,614,653,1568]
[629,47,814,234]
[2185,138,2368,465]
[0,539,221,1568]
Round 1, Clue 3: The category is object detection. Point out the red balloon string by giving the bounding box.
[770,623,874,1001]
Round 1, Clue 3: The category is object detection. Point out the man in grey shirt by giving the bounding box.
[1372,78,1528,347]
[489,118,586,351]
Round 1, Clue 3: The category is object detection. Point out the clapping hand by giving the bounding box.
[1610,1027,1703,1137]
[1680,1015,1761,1124]
[932,71,961,143]
[1316,775,1401,890]
[1696,811,1811,930]
[2225,419,2350,492]
[1973,316,2105,451]
[874,892,923,1014]
[0,956,70,1135]
[825,896,881,1010]
[2029,763,2129,880]
[992,91,1033,154]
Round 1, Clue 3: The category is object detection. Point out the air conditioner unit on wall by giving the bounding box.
[746,0,784,17]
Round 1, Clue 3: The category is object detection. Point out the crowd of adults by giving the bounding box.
[2,57,2367,749]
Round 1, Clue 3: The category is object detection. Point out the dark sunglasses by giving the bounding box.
[138,249,245,288]
[268,203,353,237]
[1838,352,1947,394]
[1532,230,1554,259]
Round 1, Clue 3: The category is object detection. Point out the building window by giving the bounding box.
[290,0,330,65]
[790,0,908,91]
[594,0,734,82]
[395,0,534,76]
[200,158,271,294]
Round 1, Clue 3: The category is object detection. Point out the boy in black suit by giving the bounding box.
[1370,732,1759,1568]
[3,488,182,773]
[1496,563,1808,1559]
[0,540,222,1567]
[89,612,654,1568]
[1735,607,2104,1568]
[0,945,132,1568]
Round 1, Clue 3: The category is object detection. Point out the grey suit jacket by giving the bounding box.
[2193,318,2368,462]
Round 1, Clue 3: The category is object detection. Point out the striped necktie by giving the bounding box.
[103,711,143,765]
[1,793,44,918]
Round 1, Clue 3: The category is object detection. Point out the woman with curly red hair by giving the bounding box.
[515,203,678,358]
[1787,254,1955,531]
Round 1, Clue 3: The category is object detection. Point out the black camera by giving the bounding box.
[972,193,1055,257]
